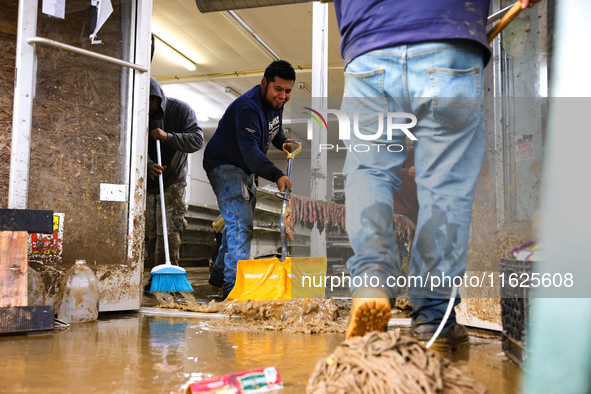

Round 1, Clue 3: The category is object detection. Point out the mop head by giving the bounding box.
[150,265,194,293]
[306,330,486,394]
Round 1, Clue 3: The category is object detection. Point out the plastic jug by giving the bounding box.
[56,260,99,323]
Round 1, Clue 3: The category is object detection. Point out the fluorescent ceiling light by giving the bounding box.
[152,25,200,62]
[154,35,196,71]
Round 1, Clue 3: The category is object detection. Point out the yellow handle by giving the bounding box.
[283,142,302,160]
[487,1,523,44]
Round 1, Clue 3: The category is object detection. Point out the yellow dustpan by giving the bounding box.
[228,256,327,301]
[227,143,327,301]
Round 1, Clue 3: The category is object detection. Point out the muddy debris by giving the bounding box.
[153,292,176,308]
[218,298,344,334]
[154,294,225,313]
[307,330,487,394]
[394,297,411,310]
[155,295,347,334]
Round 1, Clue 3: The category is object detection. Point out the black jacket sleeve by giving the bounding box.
[165,105,204,153]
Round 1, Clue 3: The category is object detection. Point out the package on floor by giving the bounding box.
[185,367,283,394]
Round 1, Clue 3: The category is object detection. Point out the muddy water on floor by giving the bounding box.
[0,312,521,394]
[449,335,522,394]
[0,314,343,393]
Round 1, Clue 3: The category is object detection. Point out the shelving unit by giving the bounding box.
[180,188,314,265]
[180,203,219,265]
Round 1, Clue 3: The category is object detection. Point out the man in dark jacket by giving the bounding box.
[145,77,203,282]
[203,60,295,298]
[334,0,540,350]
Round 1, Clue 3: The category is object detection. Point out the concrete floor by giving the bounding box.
[0,267,521,393]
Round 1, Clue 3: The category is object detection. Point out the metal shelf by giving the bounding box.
[255,206,282,215]
[253,226,280,233]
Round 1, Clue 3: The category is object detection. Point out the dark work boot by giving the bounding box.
[222,284,235,301]
[209,276,223,288]
[208,267,224,288]
[414,323,470,353]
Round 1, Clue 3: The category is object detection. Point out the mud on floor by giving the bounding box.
[154,293,348,334]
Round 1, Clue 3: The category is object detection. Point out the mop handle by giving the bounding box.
[487,1,522,44]
[156,139,171,265]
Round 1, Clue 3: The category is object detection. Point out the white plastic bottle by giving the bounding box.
[56,260,99,323]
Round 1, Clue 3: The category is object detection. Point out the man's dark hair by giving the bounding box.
[263,60,296,83]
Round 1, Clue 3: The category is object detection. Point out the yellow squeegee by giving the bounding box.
[227,142,327,301]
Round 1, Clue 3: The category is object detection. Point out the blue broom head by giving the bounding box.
[150,264,194,293]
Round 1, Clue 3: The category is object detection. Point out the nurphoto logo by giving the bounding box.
[303,108,417,153]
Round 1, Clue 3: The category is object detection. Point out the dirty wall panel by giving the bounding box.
[0,0,18,209]
[459,0,550,329]
[27,0,134,296]
[468,1,549,272]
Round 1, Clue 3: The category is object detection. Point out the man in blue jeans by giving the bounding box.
[334,0,540,350]
[203,60,295,298]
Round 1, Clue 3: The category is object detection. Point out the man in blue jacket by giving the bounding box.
[334,0,540,351]
[203,60,295,298]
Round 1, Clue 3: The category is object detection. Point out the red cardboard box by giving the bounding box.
[185,374,237,394]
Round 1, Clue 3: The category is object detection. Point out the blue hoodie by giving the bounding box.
[203,85,288,182]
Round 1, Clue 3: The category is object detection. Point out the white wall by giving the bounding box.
[186,146,218,208]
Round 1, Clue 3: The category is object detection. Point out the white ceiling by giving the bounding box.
[150,0,345,137]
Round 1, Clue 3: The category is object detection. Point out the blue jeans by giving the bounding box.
[341,41,486,334]
[207,165,256,295]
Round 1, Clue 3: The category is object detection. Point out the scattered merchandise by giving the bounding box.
[184,367,283,394]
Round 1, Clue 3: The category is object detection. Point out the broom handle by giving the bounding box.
[487,1,522,44]
[156,138,171,265]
